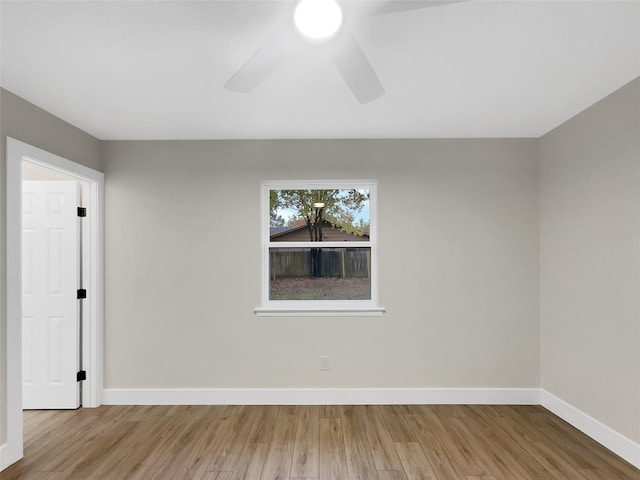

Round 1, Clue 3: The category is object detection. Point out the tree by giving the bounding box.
[271,189,368,240]
[355,218,370,236]
[271,189,369,277]
[270,211,286,227]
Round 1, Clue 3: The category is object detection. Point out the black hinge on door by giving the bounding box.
[77,207,87,217]
[77,370,87,382]
[77,289,87,299]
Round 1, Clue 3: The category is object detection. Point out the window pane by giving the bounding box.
[270,189,370,242]
[269,247,371,300]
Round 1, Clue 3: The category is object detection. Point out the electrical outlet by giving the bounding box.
[320,356,330,372]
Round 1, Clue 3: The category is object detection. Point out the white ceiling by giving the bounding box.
[1,0,639,140]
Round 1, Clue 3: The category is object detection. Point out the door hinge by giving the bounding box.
[77,370,87,382]
[77,289,87,299]
[77,207,87,217]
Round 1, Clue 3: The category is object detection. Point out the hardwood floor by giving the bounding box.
[2,405,639,480]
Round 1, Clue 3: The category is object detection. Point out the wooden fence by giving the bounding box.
[270,248,370,279]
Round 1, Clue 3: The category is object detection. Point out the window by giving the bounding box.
[255,180,384,316]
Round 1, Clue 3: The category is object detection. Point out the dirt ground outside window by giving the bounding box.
[270,276,371,300]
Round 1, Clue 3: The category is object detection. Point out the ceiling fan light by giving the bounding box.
[294,0,343,41]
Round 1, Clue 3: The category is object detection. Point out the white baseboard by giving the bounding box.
[540,390,640,469]
[0,444,7,471]
[0,442,21,471]
[103,387,539,406]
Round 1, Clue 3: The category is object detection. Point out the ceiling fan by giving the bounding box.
[224,0,466,104]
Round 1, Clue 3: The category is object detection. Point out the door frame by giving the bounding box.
[2,137,104,470]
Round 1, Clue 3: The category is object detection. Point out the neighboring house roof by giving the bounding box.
[269,226,291,236]
[270,220,369,242]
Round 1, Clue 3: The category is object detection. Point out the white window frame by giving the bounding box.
[255,179,384,316]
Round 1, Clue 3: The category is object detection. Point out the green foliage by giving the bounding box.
[271,189,369,239]
[270,211,286,227]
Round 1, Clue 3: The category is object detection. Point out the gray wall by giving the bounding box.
[0,89,102,172]
[0,88,102,444]
[540,77,640,443]
[103,139,540,389]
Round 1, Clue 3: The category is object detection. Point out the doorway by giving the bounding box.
[2,138,104,470]
[22,163,84,409]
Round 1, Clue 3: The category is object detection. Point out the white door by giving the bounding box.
[22,180,81,409]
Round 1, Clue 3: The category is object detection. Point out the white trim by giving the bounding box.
[2,138,104,471]
[0,445,8,470]
[2,141,24,470]
[540,390,640,469]
[103,387,540,406]
[255,306,386,316]
[269,241,372,249]
[0,444,14,472]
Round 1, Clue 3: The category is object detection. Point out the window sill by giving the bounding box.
[254,306,386,317]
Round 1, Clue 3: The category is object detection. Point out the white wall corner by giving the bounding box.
[540,390,640,470]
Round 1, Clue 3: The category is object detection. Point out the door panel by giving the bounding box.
[22,180,80,409]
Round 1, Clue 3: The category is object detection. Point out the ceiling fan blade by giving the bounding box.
[225,26,300,93]
[367,0,467,16]
[331,34,385,104]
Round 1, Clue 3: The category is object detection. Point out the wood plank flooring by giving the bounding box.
[2,405,639,480]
